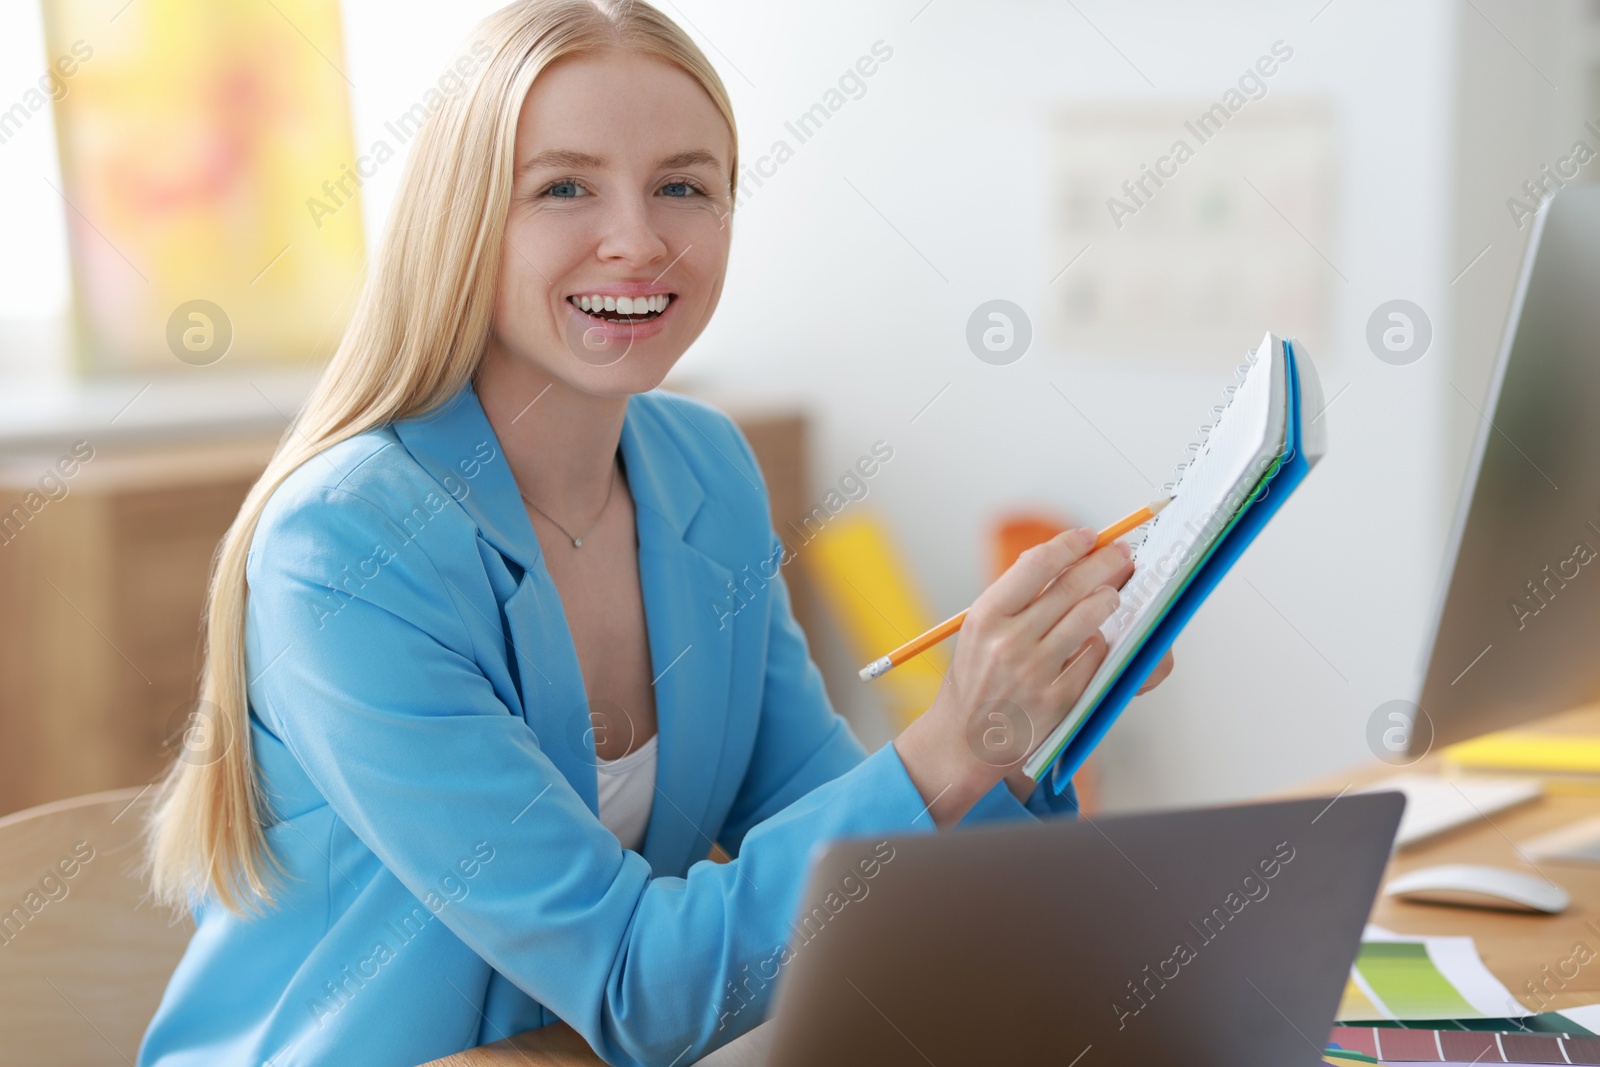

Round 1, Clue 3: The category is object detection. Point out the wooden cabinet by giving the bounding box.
[0,440,276,815]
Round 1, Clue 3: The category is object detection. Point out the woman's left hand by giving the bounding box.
[1137,649,1175,694]
[1002,648,1176,803]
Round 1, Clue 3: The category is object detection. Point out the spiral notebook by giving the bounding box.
[1025,332,1327,787]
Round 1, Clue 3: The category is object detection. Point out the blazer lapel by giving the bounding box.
[390,385,543,577]
[619,399,735,876]
[391,387,593,807]
[394,385,737,875]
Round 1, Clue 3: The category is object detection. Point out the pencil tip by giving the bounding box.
[1151,496,1174,514]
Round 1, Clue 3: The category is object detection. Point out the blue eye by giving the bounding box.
[661,180,701,198]
[545,180,584,198]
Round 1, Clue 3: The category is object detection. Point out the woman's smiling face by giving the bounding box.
[489,48,734,396]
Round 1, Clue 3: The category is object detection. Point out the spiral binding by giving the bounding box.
[1159,343,1263,495]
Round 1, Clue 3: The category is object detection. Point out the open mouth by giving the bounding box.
[566,293,674,325]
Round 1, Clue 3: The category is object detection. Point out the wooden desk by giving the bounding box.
[422,706,1600,1066]
[424,1024,601,1067]
[1286,705,1600,1014]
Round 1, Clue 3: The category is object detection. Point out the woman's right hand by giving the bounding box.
[892,528,1135,829]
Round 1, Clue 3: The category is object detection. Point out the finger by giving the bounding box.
[1039,583,1121,665]
[1048,632,1109,696]
[1137,650,1175,694]
[1015,541,1134,638]
[975,528,1098,617]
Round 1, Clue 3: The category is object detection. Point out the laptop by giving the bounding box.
[726,792,1403,1066]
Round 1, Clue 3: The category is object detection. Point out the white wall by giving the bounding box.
[0,0,71,371]
[651,0,1461,810]
[0,0,1474,810]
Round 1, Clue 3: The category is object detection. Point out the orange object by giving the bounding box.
[991,515,1070,582]
[857,498,1170,683]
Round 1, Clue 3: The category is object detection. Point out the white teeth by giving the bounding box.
[569,294,672,317]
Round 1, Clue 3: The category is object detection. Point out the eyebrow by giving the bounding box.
[515,148,724,179]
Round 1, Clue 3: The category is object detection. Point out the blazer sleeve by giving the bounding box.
[711,430,1079,854]
[245,485,945,1066]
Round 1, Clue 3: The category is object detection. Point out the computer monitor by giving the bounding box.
[1412,184,1600,754]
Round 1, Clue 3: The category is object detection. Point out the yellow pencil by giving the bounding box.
[857,498,1172,682]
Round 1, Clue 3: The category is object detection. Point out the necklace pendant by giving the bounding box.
[572,537,583,548]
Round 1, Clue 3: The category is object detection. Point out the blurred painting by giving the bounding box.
[41,0,364,373]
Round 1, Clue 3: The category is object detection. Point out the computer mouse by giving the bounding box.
[1384,864,1570,914]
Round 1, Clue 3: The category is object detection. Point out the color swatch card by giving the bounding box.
[1329,1025,1600,1063]
[1338,930,1525,1023]
[1325,1002,1600,1063]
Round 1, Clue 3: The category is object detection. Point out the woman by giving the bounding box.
[139,2,1172,1064]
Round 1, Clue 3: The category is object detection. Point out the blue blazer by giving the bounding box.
[139,384,1079,1067]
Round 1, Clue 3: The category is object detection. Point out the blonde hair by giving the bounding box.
[145,0,738,916]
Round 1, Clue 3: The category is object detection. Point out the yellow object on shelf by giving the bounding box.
[1443,732,1600,776]
[801,512,949,731]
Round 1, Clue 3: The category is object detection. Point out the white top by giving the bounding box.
[595,734,658,852]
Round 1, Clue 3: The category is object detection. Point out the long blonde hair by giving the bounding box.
[145,0,739,916]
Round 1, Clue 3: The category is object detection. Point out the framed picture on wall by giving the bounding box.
[41,0,366,373]
[1048,99,1337,371]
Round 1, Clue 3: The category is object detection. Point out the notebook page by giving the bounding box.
[1024,335,1289,778]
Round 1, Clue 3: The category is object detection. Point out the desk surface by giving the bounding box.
[421,705,1600,1066]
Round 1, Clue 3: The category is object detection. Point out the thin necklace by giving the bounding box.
[519,455,618,548]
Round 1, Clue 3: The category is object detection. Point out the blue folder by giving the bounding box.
[1040,336,1327,797]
